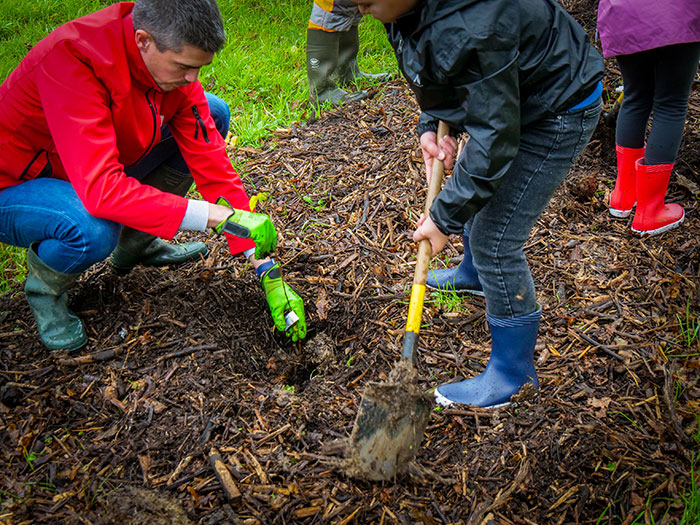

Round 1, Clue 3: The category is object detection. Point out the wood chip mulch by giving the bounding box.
[1,70,699,525]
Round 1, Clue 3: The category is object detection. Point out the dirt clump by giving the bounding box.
[89,487,194,525]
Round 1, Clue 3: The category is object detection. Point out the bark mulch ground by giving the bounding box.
[2,22,700,525]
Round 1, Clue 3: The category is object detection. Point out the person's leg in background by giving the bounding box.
[0,179,121,350]
[435,102,601,408]
[644,43,700,165]
[306,0,367,106]
[630,43,700,235]
[335,25,390,85]
[307,26,366,105]
[616,43,700,235]
[306,0,388,106]
[110,92,230,273]
[608,50,653,217]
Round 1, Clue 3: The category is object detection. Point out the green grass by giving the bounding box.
[428,285,469,314]
[424,257,472,313]
[0,244,25,296]
[676,300,700,350]
[0,0,112,79]
[0,0,399,293]
[681,454,700,525]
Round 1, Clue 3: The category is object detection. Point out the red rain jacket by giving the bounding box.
[0,2,254,255]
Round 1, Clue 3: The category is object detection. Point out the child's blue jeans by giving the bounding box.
[465,100,601,319]
[0,93,230,274]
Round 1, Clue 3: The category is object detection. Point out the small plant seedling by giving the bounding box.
[23,450,38,470]
[302,195,328,212]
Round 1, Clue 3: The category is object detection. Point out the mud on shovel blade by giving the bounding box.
[346,121,449,481]
[346,361,434,480]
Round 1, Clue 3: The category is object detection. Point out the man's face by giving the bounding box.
[135,30,214,92]
[352,0,420,23]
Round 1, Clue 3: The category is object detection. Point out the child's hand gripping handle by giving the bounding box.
[402,120,450,361]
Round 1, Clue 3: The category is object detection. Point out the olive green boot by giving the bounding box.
[110,165,209,274]
[337,26,391,85]
[25,244,87,352]
[306,28,367,106]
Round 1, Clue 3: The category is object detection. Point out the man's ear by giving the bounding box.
[134,29,153,52]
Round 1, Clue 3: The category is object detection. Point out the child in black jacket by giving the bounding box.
[355,0,604,407]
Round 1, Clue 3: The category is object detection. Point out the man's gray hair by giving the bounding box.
[132,0,226,54]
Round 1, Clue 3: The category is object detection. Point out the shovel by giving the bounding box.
[345,121,449,481]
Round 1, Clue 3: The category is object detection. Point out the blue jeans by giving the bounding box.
[0,93,230,274]
[466,101,601,318]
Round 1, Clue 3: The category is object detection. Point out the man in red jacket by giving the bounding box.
[0,0,306,351]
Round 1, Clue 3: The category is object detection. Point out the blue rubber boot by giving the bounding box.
[435,306,541,408]
[426,230,483,295]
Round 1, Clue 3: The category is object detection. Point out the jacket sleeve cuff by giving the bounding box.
[416,112,439,137]
[429,210,455,237]
[179,199,209,232]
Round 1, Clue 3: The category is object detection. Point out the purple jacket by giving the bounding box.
[597,0,700,57]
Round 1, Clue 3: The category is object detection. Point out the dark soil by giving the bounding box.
[2,6,700,524]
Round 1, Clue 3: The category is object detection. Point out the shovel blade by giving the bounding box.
[345,362,434,481]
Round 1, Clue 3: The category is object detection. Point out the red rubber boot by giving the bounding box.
[631,159,684,236]
[609,145,644,218]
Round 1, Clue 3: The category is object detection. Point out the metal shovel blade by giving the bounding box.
[345,360,434,481]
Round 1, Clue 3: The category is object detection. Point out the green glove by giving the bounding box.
[259,262,307,342]
[214,197,277,260]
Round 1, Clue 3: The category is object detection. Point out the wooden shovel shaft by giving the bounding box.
[402,120,449,361]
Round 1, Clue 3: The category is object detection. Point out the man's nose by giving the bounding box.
[185,69,200,83]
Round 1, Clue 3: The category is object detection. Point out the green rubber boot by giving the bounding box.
[306,28,367,106]
[25,244,87,352]
[110,165,209,274]
[337,26,391,85]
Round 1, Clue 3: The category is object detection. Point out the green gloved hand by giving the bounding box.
[214,197,277,260]
[259,261,307,342]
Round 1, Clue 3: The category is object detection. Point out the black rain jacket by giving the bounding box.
[387,0,604,234]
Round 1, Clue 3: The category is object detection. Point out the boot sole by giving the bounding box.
[632,214,685,237]
[609,206,633,218]
[425,283,485,297]
[43,334,88,352]
[110,264,134,275]
[315,92,368,106]
[434,389,511,409]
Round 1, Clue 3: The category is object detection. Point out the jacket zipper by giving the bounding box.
[133,89,159,166]
[192,105,210,143]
